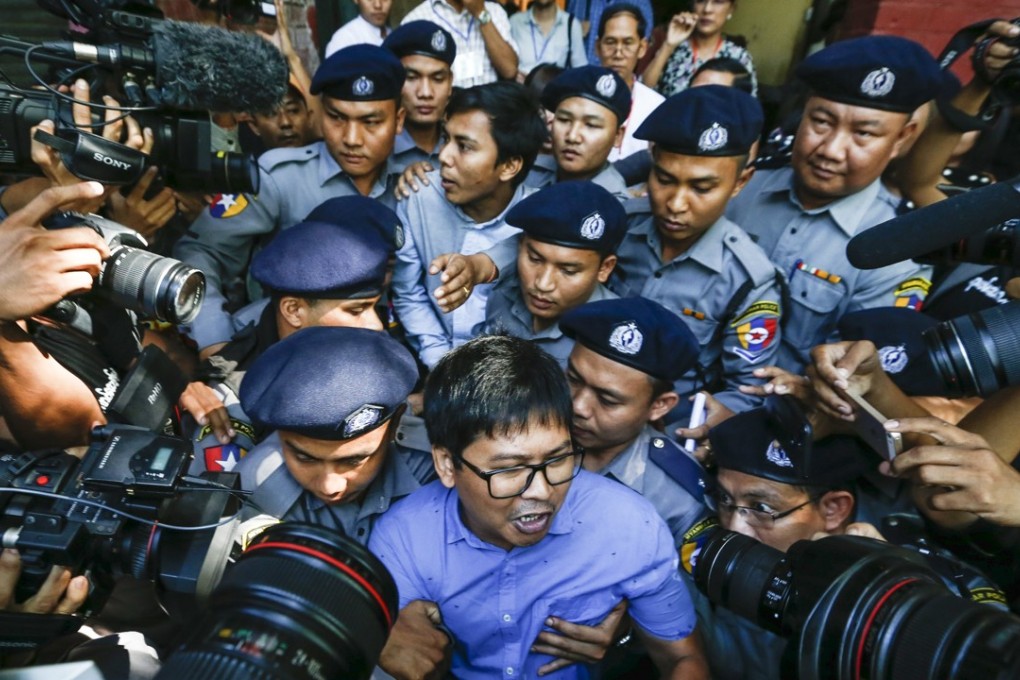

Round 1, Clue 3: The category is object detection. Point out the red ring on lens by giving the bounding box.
[854,577,919,680]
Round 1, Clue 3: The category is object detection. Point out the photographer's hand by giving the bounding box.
[106,166,178,239]
[180,382,235,444]
[0,549,88,615]
[0,181,110,321]
[979,20,1020,82]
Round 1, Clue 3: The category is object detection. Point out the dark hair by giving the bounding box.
[445,82,546,187]
[693,57,753,94]
[423,334,573,461]
[597,3,646,40]
[523,63,565,98]
[648,376,675,400]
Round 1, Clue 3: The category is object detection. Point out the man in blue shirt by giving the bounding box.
[369,334,708,678]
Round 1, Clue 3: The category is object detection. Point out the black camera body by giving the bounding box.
[693,530,1020,680]
[0,424,237,615]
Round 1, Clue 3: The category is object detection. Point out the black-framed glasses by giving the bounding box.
[458,450,584,499]
[708,491,822,530]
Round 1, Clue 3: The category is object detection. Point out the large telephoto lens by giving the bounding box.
[923,300,1020,397]
[99,246,205,324]
[156,523,398,680]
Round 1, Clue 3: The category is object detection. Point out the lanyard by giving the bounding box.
[529,13,557,64]
[432,2,474,42]
[691,35,723,65]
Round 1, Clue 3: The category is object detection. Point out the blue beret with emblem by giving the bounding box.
[506,181,627,253]
[310,44,406,101]
[560,296,699,381]
[250,217,389,300]
[240,327,418,441]
[709,402,869,486]
[304,195,405,251]
[634,85,763,156]
[796,35,942,113]
[837,307,948,397]
[383,20,457,66]
[540,66,632,126]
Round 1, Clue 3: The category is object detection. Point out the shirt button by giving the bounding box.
[506,668,514,676]
[790,228,798,234]
[502,613,512,622]
[654,272,663,279]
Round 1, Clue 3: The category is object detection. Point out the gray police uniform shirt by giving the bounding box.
[236,431,436,545]
[523,155,630,199]
[598,425,709,548]
[726,167,933,372]
[483,265,618,367]
[174,140,400,350]
[389,128,443,176]
[392,168,533,368]
[611,200,783,414]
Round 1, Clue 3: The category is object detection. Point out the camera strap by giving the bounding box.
[935,19,1008,128]
[33,127,149,185]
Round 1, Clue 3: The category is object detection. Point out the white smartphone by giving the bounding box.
[685,392,708,453]
[845,390,903,461]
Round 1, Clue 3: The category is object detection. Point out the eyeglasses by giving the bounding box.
[458,451,584,499]
[707,491,821,530]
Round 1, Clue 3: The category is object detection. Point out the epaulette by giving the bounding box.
[720,221,779,290]
[648,435,707,503]
[259,143,321,172]
[622,195,652,217]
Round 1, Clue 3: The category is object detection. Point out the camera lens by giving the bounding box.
[99,246,206,324]
[156,523,398,680]
[924,301,1020,397]
[210,151,260,195]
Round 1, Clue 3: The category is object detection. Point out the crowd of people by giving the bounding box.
[2,0,1020,678]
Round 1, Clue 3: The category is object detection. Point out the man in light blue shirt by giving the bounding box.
[510,0,587,78]
[391,82,545,368]
[369,334,708,679]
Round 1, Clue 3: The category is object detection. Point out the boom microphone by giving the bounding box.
[43,20,289,113]
[846,177,1020,269]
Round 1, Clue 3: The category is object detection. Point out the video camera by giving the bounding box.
[0,0,290,193]
[0,424,240,622]
[693,529,1020,680]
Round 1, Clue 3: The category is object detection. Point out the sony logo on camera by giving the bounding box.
[92,152,133,171]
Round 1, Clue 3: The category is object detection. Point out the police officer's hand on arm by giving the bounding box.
[428,252,498,313]
[0,181,110,321]
[394,161,434,200]
[179,381,235,445]
[530,600,628,676]
[884,417,1020,530]
[0,549,88,615]
[378,599,452,680]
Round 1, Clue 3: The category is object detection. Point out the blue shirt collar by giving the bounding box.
[767,166,884,237]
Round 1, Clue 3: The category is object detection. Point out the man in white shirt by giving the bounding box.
[595,3,663,162]
[401,0,519,88]
[325,0,393,56]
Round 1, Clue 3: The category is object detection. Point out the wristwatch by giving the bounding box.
[477,8,492,25]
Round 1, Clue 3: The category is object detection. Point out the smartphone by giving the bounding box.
[684,392,707,452]
[845,390,903,461]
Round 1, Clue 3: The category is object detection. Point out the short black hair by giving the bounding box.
[445,82,546,187]
[693,57,753,95]
[598,3,646,40]
[523,63,565,97]
[423,334,573,461]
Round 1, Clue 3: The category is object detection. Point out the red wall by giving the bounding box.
[837,0,1020,80]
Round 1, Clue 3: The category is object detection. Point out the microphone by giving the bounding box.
[42,20,288,113]
[846,177,1020,269]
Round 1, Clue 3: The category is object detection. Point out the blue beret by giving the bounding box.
[560,297,699,381]
[710,405,869,486]
[303,195,404,251]
[383,20,456,66]
[506,181,627,253]
[796,36,942,113]
[250,219,389,299]
[240,327,418,441]
[540,66,631,126]
[634,85,763,156]
[837,307,949,397]
[310,44,405,101]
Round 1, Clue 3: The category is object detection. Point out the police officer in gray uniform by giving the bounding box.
[726,36,944,372]
[559,296,711,546]
[612,85,783,418]
[235,326,434,544]
[384,21,456,174]
[174,44,408,352]
[483,181,623,366]
[525,66,631,197]
[184,199,398,476]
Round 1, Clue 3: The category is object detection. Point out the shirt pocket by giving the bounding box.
[786,271,845,347]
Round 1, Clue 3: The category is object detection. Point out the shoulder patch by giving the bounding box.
[894,277,931,311]
[730,300,780,327]
[680,516,718,575]
[648,437,707,503]
[894,277,932,295]
[209,193,249,219]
